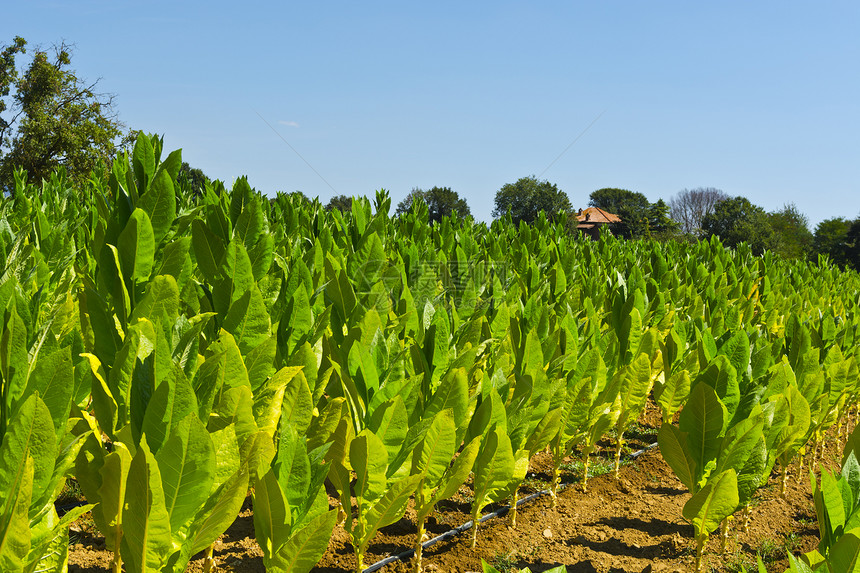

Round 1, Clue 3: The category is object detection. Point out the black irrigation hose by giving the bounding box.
[362,441,661,573]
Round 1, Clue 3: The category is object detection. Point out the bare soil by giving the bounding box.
[68,403,839,573]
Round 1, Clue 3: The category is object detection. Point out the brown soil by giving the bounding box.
[68,403,841,573]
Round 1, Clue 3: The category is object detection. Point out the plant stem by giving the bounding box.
[781,464,789,498]
[337,501,347,525]
[510,490,518,528]
[413,514,425,573]
[203,544,215,573]
[796,447,805,484]
[111,551,122,573]
[550,463,560,508]
[741,503,752,533]
[470,519,479,548]
[719,516,732,553]
[695,535,706,573]
[614,434,624,479]
[582,451,591,492]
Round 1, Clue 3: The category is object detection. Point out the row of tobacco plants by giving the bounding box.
[1,134,859,573]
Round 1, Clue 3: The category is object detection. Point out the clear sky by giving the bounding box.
[7,1,860,227]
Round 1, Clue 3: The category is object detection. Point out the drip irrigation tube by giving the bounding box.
[362,441,660,573]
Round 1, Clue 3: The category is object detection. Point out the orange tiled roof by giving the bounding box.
[576,207,621,224]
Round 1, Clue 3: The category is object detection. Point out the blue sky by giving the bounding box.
[7,1,860,227]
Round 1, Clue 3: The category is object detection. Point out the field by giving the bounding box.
[3,134,860,573]
[67,403,838,572]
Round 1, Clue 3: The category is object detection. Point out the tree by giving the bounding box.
[701,196,773,254]
[588,188,651,239]
[178,161,210,197]
[669,187,730,235]
[813,217,852,266]
[767,203,813,260]
[492,176,571,225]
[646,199,681,239]
[845,218,860,271]
[0,37,127,190]
[396,186,471,223]
[325,194,353,212]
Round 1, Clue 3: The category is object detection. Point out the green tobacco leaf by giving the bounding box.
[130,275,180,327]
[24,347,74,439]
[788,552,819,573]
[132,132,155,192]
[718,331,751,383]
[524,407,562,454]
[680,382,727,486]
[245,336,277,393]
[829,532,860,573]
[819,469,846,546]
[157,236,192,290]
[185,463,250,557]
[0,395,56,508]
[619,307,643,365]
[2,307,30,411]
[234,195,265,251]
[194,331,248,421]
[223,286,271,356]
[121,438,172,573]
[251,366,296,439]
[248,234,275,284]
[350,231,386,291]
[697,355,740,418]
[270,509,337,573]
[772,385,810,466]
[682,469,739,538]
[360,474,421,548]
[117,208,156,282]
[253,469,291,559]
[138,168,176,243]
[191,219,225,284]
[615,353,653,430]
[24,502,94,573]
[279,368,313,437]
[658,424,696,492]
[209,424,240,488]
[80,288,121,370]
[472,427,516,516]
[347,341,380,407]
[368,396,409,472]
[141,366,197,454]
[412,409,456,488]
[351,430,388,508]
[273,422,310,518]
[213,386,258,450]
[213,241,255,317]
[656,369,691,423]
[714,407,765,477]
[156,414,215,533]
[0,456,33,571]
[282,287,313,357]
[172,313,217,378]
[431,436,481,507]
[95,443,133,552]
[422,368,469,441]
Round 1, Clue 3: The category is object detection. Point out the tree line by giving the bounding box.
[313,181,860,271]
[1,36,857,270]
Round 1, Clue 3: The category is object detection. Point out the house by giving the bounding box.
[576,207,621,240]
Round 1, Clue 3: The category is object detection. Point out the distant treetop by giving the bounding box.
[396,186,471,223]
[492,176,571,225]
